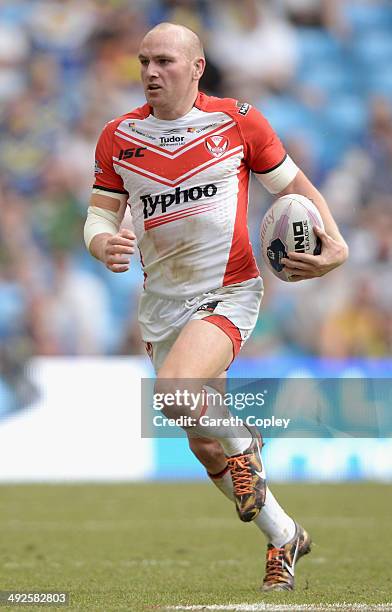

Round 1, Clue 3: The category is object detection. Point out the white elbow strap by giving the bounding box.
[84,206,120,250]
[255,154,299,194]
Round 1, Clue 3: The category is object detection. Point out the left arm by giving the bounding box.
[237,104,348,280]
[277,170,349,281]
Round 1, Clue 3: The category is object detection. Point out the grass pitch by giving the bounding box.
[0,482,391,611]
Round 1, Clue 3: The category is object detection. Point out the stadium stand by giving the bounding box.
[1,0,392,403]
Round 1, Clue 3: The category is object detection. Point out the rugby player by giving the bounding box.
[84,22,348,592]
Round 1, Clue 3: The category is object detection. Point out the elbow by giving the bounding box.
[338,238,349,265]
[342,241,349,263]
[84,206,119,252]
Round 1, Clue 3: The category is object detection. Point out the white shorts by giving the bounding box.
[138,276,263,372]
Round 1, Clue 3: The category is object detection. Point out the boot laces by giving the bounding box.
[264,546,286,584]
[227,454,253,495]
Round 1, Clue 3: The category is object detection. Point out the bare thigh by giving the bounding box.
[157,319,233,379]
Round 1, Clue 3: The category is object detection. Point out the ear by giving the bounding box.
[192,57,206,81]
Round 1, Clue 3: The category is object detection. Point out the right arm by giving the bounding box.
[85,121,136,273]
[84,190,136,273]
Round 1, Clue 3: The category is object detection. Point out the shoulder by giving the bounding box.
[99,103,151,136]
[196,91,250,117]
[196,92,265,125]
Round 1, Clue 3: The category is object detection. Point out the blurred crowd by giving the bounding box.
[1,0,392,412]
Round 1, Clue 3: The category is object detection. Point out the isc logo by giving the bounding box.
[293,220,310,252]
[118,147,147,160]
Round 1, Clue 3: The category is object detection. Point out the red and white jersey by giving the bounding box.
[93,92,298,298]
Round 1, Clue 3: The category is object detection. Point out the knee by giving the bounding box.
[153,377,179,418]
[154,372,202,419]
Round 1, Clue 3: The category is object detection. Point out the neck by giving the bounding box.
[153,92,199,120]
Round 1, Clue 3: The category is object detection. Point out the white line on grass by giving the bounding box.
[165,604,392,611]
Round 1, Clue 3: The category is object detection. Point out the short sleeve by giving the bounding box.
[238,106,287,173]
[93,121,128,194]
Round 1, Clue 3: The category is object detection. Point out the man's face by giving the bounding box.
[138,31,196,115]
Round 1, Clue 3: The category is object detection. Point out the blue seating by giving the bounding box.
[0,378,16,418]
[322,94,368,139]
[365,67,392,100]
[297,61,354,98]
[258,95,315,137]
[344,1,392,33]
[258,94,352,174]
[296,27,343,73]
[351,31,392,68]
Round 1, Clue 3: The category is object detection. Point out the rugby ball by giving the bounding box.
[260,194,324,281]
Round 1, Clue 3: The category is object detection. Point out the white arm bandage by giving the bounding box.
[84,206,121,251]
[254,154,299,194]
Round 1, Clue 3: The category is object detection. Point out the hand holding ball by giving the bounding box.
[261,194,324,281]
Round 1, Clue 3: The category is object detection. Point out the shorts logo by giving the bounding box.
[237,102,251,116]
[205,135,229,158]
[196,300,221,313]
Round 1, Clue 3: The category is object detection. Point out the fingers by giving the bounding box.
[282,255,322,280]
[106,231,135,255]
[107,232,136,250]
[281,256,313,271]
[109,263,130,273]
[287,274,303,282]
[288,270,319,281]
[284,252,318,263]
[119,228,136,240]
[279,227,346,281]
[104,230,136,273]
[107,243,135,255]
[107,253,130,264]
[106,253,130,272]
[106,261,130,272]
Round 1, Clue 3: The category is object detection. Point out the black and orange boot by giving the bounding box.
[261,523,312,591]
[226,429,266,522]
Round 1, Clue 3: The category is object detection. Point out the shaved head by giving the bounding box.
[138,21,206,119]
[141,22,205,61]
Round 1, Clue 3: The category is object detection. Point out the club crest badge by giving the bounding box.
[205,135,229,158]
